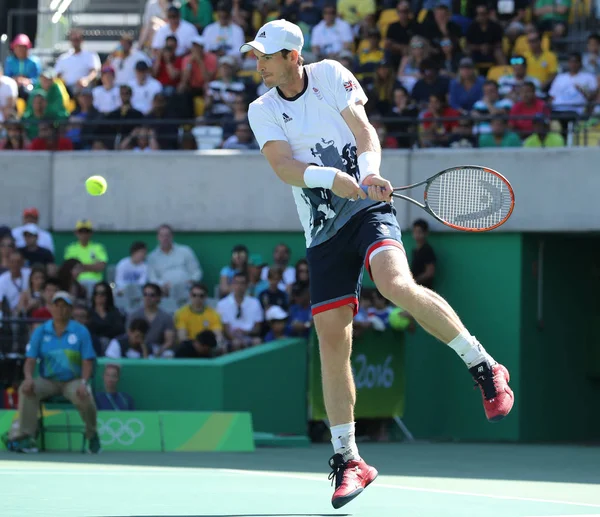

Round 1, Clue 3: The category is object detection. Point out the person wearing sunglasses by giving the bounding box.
[175,282,223,347]
[384,1,417,68]
[151,5,199,58]
[498,55,542,101]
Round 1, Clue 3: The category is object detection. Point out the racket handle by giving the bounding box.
[361,185,369,194]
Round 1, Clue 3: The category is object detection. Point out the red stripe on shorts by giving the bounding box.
[312,296,359,317]
[364,239,404,280]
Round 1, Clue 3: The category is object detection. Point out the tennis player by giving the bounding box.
[242,20,514,509]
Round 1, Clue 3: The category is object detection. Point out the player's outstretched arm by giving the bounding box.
[262,140,366,200]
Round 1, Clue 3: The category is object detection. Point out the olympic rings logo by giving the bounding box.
[97,418,145,446]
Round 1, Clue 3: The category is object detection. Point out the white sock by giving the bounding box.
[447,331,496,369]
[330,422,360,461]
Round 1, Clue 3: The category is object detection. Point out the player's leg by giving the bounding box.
[359,204,513,422]
[307,232,378,509]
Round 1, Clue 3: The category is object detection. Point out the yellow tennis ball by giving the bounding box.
[85,175,107,196]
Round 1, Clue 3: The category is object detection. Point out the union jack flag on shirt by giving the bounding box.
[343,80,356,92]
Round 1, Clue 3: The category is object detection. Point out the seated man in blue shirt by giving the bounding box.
[95,363,135,410]
[2,291,100,454]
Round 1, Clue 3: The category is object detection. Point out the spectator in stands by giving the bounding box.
[72,300,104,357]
[0,64,18,122]
[55,28,101,96]
[523,113,565,147]
[152,5,199,58]
[549,52,597,118]
[311,4,354,60]
[92,66,121,114]
[367,290,393,331]
[410,219,436,290]
[15,265,46,317]
[261,243,296,291]
[363,60,395,116]
[523,30,558,91]
[264,306,291,342]
[287,284,312,338]
[119,125,161,151]
[107,33,152,86]
[217,272,264,350]
[26,68,69,121]
[205,56,246,121]
[17,224,54,270]
[291,258,310,292]
[384,1,417,68]
[94,364,135,410]
[510,81,549,137]
[439,38,464,79]
[472,80,513,134]
[448,117,478,148]
[128,282,176,358]
[30,277,60,322]
[145,93,179,150]
[219,244,249,297]
[465,5,505,74]
[258,266,289,312]
[583,34,600,76]
[202,2,245,60]
[153,35,184,95]
[22,93,48,139]
[181,0,214,33]
[449,58,485,112]
[397,36,431,92]
[29,121,74,151]
[64,220,108,285]
[65,88,100,150]
[88,281,125,343]
[498,55,542,101]
[248,253,268,297]
[222,122,259,149]
[0,118,30,150]
[103,85,144,144]
[418,4,462,49]
[478,115,522,147]
[175,282,223,345]
[57,258,87,301]
[411,59,450,110]
[3,291,99,454]
[533,0,569,40]
[115,241,148,291]
[104,318,150,359]
[420,93,460,148]
[13,207,54,254]
[175,329,218,358]
[221,94,250,140]
[147,224,203,296]
[385,86,418,149]
[129,61,163,115]
[0,234,14,275]
[178,35,218,112]
[356,29,384,71]
[4,34,40,99]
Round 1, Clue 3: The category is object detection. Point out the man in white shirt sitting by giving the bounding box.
[104,318,151,359]
[12,207,55,253]
[549,52,597,116]
[147,224,202,296]
[0,250,30,314]
[202,2,245,61]
[152,5,198,57]
[115,241,148,291]
[106,32,152,86]
[55,28,101,95]
[217,272,264,351]
[0,65,18,123]
[310,5,354,60]
[92,66,121,114]
[129,60,163,115]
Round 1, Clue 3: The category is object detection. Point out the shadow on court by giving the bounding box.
[4,442,600,485]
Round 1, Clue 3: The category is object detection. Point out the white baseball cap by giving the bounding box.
[266,305,289,321]
[191,35,205,47]
[240,19,304,55]
[22,223,39,235]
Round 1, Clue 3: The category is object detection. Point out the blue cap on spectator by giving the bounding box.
[52,291,73,306]
[135,60,150,72]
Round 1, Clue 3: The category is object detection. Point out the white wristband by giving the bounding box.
[358,151,381,183]
[303,165,338,190]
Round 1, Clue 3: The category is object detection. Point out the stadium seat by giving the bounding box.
[417,9,428,23]
[193,96,205,117]
[192,125,223,149]
[159,297,179,315]
[169,282,190,308]
[114,284,143,314]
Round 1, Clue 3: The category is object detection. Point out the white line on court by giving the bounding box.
[524,515,600,517]
[218,468,600,509]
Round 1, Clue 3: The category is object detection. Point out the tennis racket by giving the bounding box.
[362,165,515,232]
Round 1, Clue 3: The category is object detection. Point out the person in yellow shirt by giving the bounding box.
[523,30,558,89]
[175,282,223,346]
[63,220,108,284]
[337,0,376,26]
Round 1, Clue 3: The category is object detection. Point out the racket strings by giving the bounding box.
[426,168,513,230]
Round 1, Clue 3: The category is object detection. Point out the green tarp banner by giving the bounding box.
[308,328,406,420]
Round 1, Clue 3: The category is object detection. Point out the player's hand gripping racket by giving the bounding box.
[363,165,515,232]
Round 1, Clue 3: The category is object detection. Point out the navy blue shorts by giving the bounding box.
[307,202,403,317]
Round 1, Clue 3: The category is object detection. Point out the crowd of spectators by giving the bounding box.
[0,0,597,151]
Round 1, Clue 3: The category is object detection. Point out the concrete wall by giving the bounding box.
[0,148,596,231]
